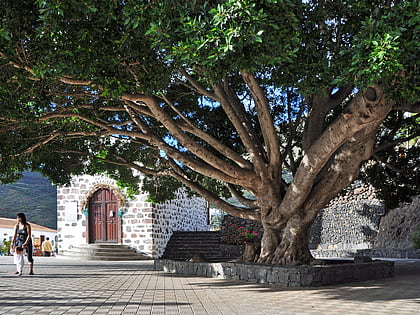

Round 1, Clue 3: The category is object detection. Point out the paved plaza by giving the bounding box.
[0,256,419,314]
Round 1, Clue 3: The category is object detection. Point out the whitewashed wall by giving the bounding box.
[57,174,209,258]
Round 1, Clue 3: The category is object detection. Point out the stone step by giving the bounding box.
[163,247,222,251]
[64,249,140,256]
[69,245,136,253]
[60,244,150,261]
[163,247,222,252]
[162,231,234,261]
[167,242,220,248]
[168,238,220,245]
[163,252,223,258]
[167,231,221,237]
[168,241,220,245]
[58,254,151,261]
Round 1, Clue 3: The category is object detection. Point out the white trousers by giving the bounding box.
[14,251,25,273]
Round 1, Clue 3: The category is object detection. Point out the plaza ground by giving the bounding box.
[0,256,419,314]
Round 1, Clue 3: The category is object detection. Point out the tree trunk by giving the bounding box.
[239,244,261,263]
[226,86,392,266]
[255,214,313,265]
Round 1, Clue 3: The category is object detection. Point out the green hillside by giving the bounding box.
[0,172,57,229]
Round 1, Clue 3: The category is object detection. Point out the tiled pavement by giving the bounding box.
[0,256,419,314]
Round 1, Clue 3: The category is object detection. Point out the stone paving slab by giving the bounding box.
[0,256,419,314]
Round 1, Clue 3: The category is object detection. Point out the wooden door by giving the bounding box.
[88,188,118,243]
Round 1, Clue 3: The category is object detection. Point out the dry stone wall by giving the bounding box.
[222,181,419,252]
[374,196,420,249]
[309,182,385,250]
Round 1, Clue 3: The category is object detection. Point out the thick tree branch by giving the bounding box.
[374,131,420,153]
[242,72,282,182]
[213,83,266,174]
[123,103,253,186]
[125,94,252,181]
[279,86,392,219]
[302,85,354,152]
[393,101,420,113]
[160,94,253,170]
[227,183,258,208]
[302,120,382,225]
[168,158,261,220]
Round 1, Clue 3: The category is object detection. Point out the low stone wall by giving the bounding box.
[155,259,394,287]
[218,246,420,260]
[312,249,420,259]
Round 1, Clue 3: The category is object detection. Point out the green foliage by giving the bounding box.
[413,228,420,249]
[360,146,419,210]
[0,0,418,206]
[0,239,12,255]
[340,1,419,101]
[360,113,419,210]
[142,175,183,204]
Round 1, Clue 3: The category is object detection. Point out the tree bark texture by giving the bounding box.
[239,85,393,265]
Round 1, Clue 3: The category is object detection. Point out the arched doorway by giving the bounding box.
[88,188,119,243]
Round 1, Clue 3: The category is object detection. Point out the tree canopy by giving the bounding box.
[1,0,418,264]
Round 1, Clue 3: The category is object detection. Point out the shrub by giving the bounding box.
[222,224,259,245]
[0,239,11,255]
[413,228,420,249]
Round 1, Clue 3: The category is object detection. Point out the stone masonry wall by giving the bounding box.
[309,181,385,250]
[222,180,419,252]
[57,175,209,258]
[309,200,384,250]
[374,196,420,249]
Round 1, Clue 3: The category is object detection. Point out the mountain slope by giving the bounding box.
[0,172,57,229]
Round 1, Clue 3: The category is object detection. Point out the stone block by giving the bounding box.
[312,269,322,283]
[300,273,314,286]
[321,270,334,285]
[288,270,301,284]
[239,267,248,280]
[222,266,232,277]
[277,270,288,285]
[255,266,268,281]
[267,270,280,284]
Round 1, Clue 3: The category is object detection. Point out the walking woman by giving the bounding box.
[11,213,34,275]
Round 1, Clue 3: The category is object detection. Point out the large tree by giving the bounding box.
[0,0,418,265]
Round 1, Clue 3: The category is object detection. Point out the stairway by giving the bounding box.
[161,231,234,262]
[59,244,151,261]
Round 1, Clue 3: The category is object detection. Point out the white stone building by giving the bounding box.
[57,174,209,258]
